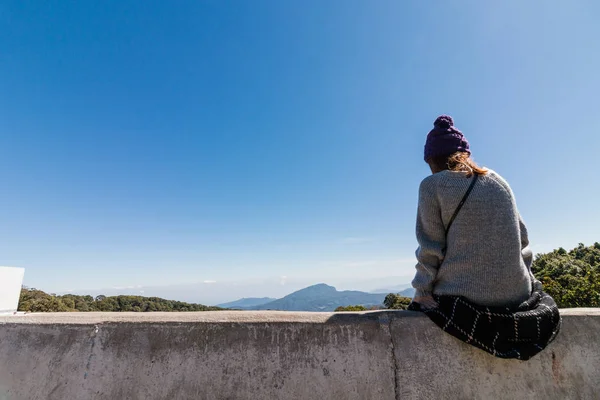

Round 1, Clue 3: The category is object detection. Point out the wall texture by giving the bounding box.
[0,309,598,400]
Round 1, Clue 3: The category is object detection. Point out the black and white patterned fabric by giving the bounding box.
[409,282,561,360]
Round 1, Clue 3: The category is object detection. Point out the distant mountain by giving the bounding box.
[371,283,413,293]
[217,297,276,309]
[373,287,415,298]
[239,283,388,312]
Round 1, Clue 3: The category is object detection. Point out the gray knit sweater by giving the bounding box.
[411,169,535,308]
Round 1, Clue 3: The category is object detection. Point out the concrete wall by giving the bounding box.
[0,309,598,400]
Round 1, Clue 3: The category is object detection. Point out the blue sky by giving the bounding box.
[1,1,598,299]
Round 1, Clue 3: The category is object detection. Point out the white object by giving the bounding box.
[0,267,25,315]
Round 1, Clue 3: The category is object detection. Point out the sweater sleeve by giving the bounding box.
[519,214,533,269]
[411,178,446,298]
[519,214,541,286]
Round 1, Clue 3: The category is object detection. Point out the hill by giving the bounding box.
[241,283,388,312]
[384,287,415,298]
[371,283,413,293]
[217,297,276,309]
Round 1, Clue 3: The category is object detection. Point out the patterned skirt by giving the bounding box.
[408,282,561,360]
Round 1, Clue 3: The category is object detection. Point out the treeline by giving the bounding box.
[334,294,413,312]
[334,305,380,312]
[18,288,222,312]
[531,242,600,308]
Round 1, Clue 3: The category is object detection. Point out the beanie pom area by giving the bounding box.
[433,115,454,129]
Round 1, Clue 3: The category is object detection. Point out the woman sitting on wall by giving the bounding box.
[409,115,560,360]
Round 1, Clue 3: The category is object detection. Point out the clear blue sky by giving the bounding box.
[1,1,598,296]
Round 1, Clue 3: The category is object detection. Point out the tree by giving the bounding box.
[18,289,71,312]
[531,243,600,308]
[334,305,367,312]
[384,294,412,310]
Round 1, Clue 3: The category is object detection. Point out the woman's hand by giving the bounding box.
[412,295,439,310]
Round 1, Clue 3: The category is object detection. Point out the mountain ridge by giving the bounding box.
[232,283,395,312]
[216,297,276,309]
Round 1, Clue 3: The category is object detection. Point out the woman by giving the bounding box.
[410,115,560,360]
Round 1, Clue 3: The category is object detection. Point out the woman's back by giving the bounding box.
[414,169,533,308]
[410,115,559,360]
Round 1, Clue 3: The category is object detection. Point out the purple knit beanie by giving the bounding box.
[424,115,470,162]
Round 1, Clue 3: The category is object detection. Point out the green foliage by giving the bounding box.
[334,305,368,312]
[18,288,222,312]
[531,243,600,308]
[383,293,412,310]
[18,289,72,312]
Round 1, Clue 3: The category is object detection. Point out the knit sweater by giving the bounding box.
[411,169,535,308]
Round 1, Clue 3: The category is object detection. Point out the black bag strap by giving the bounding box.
[445,173,479,237]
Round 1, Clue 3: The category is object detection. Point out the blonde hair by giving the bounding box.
[427,151,488,177]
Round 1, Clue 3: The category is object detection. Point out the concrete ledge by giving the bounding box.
[0,309,598,399]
